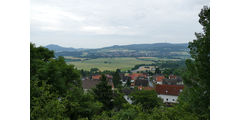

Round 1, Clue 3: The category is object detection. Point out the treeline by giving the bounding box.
[30,6,210,120]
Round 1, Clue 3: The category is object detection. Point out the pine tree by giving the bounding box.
[93,74,113,110]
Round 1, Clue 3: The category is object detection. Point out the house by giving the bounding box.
[135,78,148,87]
[130,82,135,88]
[128,73,147,80]
[121,76,131,86]
[162,77,183,85]
[82,78,115,92]
[155,84,184,103]
[169,74,177,79]
[92,75,101,80]
[106,74,113,81]
[82,79,100,92]
[128,73,148,88]
[121,88,136,104]
[155,75,165,85]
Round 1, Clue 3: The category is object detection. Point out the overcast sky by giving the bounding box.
[31,0,209,48]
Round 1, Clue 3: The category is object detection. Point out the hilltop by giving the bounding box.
[45,44,87,52]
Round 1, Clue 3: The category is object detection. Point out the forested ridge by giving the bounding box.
[30,6,210,120]
[51,43,189,59]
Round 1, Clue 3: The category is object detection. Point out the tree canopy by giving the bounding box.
[178,6,210,119]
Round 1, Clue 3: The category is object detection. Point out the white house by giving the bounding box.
[155,84,184,103]
[123,95,133,104]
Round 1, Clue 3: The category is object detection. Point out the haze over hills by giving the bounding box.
[46,43,190,59]
[45,44,87,52]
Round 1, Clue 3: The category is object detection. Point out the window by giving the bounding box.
[166,98,168,101]
[172,99,175,101]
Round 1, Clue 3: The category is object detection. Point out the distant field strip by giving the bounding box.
[136,57,182,61]
[67,57,153,71]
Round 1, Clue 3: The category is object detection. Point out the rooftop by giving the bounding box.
[155,84,184,96]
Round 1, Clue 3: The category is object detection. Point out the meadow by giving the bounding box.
[136,57,182,61]
[67,57,153,71]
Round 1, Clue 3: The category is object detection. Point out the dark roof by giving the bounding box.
[121,88,136,95]
[82,79,100,89]
[122,76,131,82]
[82,79,114,89]
[163,77,182,85]
[135,79,148,87]
[155,85,184,96]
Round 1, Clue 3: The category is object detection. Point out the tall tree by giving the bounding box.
[113,69,121,88]
[93,74,113,110]
[178,6,210,119]
[126,78,131,87]
[155,67,161,74]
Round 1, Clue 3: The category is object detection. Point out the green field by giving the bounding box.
[67,57,153,71]
[136,57,182,61]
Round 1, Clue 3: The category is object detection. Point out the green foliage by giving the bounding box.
[30,43,54,77]
[38,56,81,95]
[178,6,210,119]
[126,78,131,87]
[155,67,161,74]
[130,90,163,111]
[30,78,67,120]
[90,68,100,73]
[112,90,127,111]
[65,86,102,120]
[112,69,121,88]
[31,43,102,120]
[93,74,114,110]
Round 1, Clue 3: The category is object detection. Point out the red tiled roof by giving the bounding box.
[155,85,184,96]
[129,73,147,80]
[156,76,165,82]
[92,75,101,80]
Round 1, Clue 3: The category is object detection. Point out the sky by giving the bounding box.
[31,0,209,48]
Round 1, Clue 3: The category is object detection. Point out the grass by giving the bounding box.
[67,57,153,71]
[136,57,182,61]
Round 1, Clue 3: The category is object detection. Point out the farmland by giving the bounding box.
[67,57,154,71]
[136,57,182,62]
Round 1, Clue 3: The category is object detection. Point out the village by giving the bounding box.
[82,66,184,106]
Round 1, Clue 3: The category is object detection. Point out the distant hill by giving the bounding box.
[102,43,188,51]
[45,44,86,52]
[53,43,190,59]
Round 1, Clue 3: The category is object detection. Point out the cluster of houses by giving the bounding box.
[82,74,115,92]
[82,72,184,105]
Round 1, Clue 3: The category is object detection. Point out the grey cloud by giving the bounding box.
[31,0,209,48]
